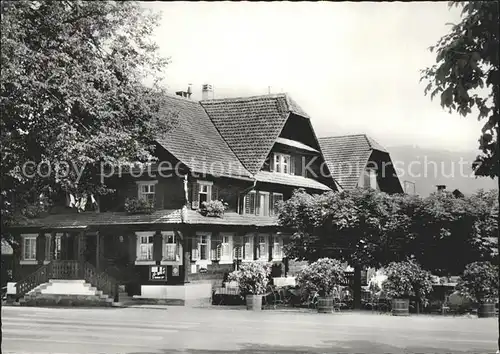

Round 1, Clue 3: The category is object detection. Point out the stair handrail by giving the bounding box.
[83,262,120,302]
[15,262,53,299]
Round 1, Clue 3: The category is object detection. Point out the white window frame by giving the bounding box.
[219,233,233,264]
[20,234,37,265]
[273,153,291,174]
[192,232,211,267]
[272,234,284,261]
[136,180,158,204]
[243,234,254,261]
[256,191,270,216]
[257,234,269,261]
[161,231,182,265]
[135,231,155,265]
[197,180,213,206]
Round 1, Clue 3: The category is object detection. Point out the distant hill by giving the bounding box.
[386,145,497,196]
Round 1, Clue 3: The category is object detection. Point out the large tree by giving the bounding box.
[1,1,173,244]
[421,1,499,179]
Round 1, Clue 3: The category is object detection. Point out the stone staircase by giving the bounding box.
[18,279,125,307]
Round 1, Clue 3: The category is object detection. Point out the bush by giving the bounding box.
[456,261,499,304]
[200,200,228,217]
[296,258,345,297]
[124,197,155,214]
[227,262,271,296]
[382,260,433,306]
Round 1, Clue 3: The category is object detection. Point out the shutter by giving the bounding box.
[191,182,199,209]
[245,192,256,215]
[295,155,303,176]
[191,236,199,260]
[244,236,253,260]
[255,192,260,216]
[129,232,137,262]
[211,185,219,202]
[45,234,52,262]
[36,234,46,263]
[153,231,163,261]
[269,153,274,172]
[290,156,295,175]
[363,170,370,188]
[269,193,274,216]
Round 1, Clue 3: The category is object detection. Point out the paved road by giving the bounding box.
[1,305,498,354]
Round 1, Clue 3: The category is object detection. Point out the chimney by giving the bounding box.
[175,84,193,99]
[436,185,446,192]
[201,84,213,100]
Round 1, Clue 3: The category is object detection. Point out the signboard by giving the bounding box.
[150,266,166,281]
[172,265,179,277]
[199,267,208,274]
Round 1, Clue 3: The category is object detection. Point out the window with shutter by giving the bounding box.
[256,192,270,216]
[191,237,200,260]
[197,181,213,207]
[199,235,209,260]
[273,153,291,174]
[162,232,178,262]
[136,181,158,204]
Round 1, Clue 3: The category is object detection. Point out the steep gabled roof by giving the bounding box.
[155,95,252,179]
[318,134,388,190]
[200,93,310,175]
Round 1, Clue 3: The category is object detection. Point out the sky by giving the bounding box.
[142,2,485,153]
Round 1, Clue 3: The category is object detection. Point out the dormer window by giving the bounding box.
[363,169,377,189]
[273,153,291,174]
[136,181,158,204]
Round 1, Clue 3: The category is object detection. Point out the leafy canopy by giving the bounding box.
[421,1,499,178]
[456,261,499,303]
[1,1,174,235]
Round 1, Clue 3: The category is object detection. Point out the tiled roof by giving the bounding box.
[183,209,278,227]
[200,93,309,175]
[318,134,388,190]
[255,171,331,191]
[12,210,183,229]
[275,137,319,152]
[155,95,252,179]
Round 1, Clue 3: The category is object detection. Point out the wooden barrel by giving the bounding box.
[317,297,334,313]
[392,298,410,316]
[245,295,262,311]
[478,303,496,318]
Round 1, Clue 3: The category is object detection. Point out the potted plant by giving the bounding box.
[124,197,155,214]
[227,262,271,311]
[381,260,433,316]
[296,258,345,313]
[456,261,499,318]
[200,200,228,217]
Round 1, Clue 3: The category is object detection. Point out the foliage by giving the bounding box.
[279,188,498,275]
[1,1,174,244]
[456,261,499,303]
[421,1,499,178]
[381,261,434,306]
[296,258,345,297]
[280,188,415,268]
[200,200,228,217]
[410,189,498,275]
[124,197,154,214]
[227,262,271,296]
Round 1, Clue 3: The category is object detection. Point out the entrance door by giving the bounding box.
[84,234,97,266]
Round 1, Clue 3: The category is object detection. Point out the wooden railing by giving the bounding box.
[15,260,119,302]
[83,262,119,302]
[51,260,80,279]
[15,262,53,298]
